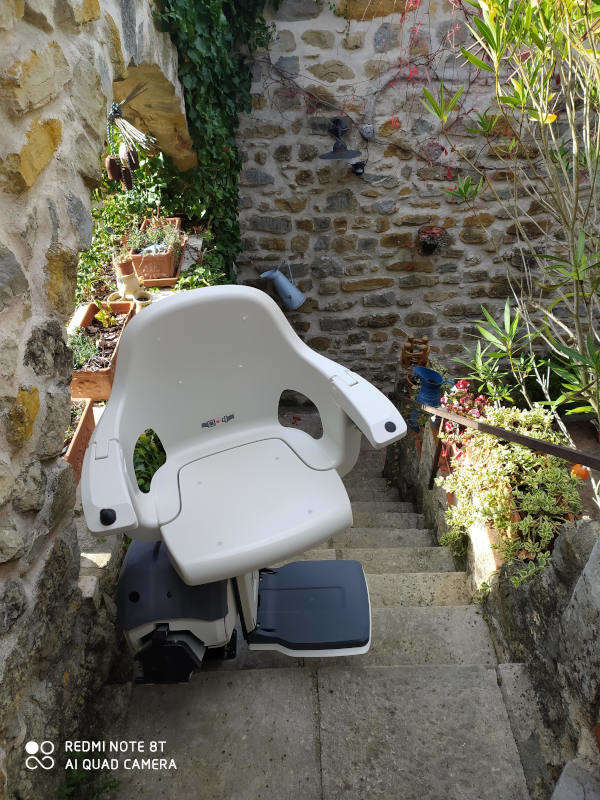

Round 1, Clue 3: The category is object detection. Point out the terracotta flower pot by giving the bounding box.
[70,301,135,401]
[63,399,95,484]
[128,217,187,287]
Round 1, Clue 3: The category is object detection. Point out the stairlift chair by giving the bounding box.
[81,285,407,682]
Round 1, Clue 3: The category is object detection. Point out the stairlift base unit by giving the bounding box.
[118,541,372,682]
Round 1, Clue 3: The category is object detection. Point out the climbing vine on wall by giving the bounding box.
[154,0,281,278]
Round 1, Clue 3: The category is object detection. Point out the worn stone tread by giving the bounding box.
[338,546,455,573]
[346,486,402,501]
[219,606,494,671]
[329,527,435,548]
[367,571,472,607]
[352,510,425,528]
[351,500,415,514]
[112,669,321,799]
[319,665,529,800]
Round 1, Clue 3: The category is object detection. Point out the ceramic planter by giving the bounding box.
[70,301,135,401]
[63,400,95,484]
[128,217,187,287]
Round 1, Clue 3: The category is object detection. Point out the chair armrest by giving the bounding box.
[328,369,406,448]
[81,440,139,534]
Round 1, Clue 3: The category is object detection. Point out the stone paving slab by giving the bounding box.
[112,669,321,800]
[318,665,529,800]
[367,572,472,607]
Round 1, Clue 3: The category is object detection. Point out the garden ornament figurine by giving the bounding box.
[108,258,153,312]
[81,285,407,683]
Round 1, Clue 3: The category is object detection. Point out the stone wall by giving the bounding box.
[0,3,193,797]
[236,0,526,388]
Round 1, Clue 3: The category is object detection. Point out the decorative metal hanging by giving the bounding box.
[105,83,158,191]
[318,118,362,161]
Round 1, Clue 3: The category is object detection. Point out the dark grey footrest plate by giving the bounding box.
[248,560,370,651]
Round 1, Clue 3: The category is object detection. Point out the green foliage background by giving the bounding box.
[153,0,280,279]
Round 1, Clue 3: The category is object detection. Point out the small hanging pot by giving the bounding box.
[105,155,122,182]
[120,166,134,191]
[416,225,449,255]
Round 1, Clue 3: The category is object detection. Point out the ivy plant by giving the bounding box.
[153,0,281,280]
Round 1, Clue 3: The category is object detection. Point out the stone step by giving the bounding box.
[343,476,394,489]
[112,669,324,799]
[337,546,455,573]
[367,572,472,607]
[328,527,435,548]
[115,666,528,799]
[270,549,336,567]
[330,606,495,667]
[346,464,384,479]
[319,665,529,800]
[273,547,452,573]
[346,486,400,501]
[352,509,425,529]
[235,606,495,671]
[351,500,416,514]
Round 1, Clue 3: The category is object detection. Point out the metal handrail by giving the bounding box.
[421,402,600,489]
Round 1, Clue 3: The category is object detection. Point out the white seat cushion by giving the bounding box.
[160,438,352,585]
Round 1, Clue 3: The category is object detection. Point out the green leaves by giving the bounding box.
[460,48,494,72]
[133,430,167,493]
[443,175,483,203]
[421,82,464,127]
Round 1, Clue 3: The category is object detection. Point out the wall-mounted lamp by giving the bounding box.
[350,160,367,176]
[319,118,362,161]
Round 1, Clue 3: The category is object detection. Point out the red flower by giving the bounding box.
[455,379,470,391]
[475,395,487,404]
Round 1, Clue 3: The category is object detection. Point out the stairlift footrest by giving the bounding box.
[247,560,371,657]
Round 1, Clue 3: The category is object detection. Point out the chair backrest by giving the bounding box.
[103,286,330,481]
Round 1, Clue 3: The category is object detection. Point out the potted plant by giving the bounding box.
[69,300,135,401]
[121,216,187,287]
[107,256,153,313]
[62,399,95,484]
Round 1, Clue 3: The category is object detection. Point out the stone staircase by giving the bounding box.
[111,441,532,800]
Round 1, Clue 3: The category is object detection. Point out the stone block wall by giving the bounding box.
[236,0,531,388]
[0,3,193,797]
